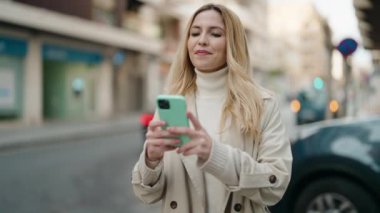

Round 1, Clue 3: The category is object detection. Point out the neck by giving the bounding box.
[195,66,228,97]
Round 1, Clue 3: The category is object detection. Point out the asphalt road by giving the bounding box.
[0,129,160,213]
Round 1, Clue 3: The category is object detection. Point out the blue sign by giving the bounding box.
[337,38,358,57]
[113,50,126,65]
[43,44,103,64]
[0,36,28,57]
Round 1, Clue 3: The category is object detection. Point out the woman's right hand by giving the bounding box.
[145,120,180,166]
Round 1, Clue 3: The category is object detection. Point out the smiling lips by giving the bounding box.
[195,50,211,55]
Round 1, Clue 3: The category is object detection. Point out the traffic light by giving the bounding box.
[290,99,301,113]
[313,77,324,90]
[329,100,339,113]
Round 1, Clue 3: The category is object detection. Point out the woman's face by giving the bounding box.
[187,10,227,73]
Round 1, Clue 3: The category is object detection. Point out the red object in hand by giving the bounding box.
[139,113,154,127]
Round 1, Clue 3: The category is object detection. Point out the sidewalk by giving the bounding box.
[0,113,142,150]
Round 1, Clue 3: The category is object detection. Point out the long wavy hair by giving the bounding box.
[166,3,264,141]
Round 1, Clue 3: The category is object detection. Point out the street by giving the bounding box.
[0,129,160,213]
[0,104,295,213]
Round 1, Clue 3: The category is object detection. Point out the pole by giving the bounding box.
[325,46,333,119]
[342,57,351,117]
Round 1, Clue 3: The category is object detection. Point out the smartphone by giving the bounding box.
[156,95,190,146]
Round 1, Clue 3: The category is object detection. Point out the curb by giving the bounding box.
[0,116,142,151]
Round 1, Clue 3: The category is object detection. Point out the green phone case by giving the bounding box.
[157,95,190,146]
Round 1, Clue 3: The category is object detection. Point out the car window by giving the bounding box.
[365,120,380,143]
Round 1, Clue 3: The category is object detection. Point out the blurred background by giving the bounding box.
[0,0,379,129]
[0,0,379,212]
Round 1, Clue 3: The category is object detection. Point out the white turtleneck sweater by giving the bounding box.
[195,67,229,213]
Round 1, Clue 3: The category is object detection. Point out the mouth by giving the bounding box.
[195,50,211,55]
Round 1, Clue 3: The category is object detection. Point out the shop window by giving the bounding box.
[71,78,85,98]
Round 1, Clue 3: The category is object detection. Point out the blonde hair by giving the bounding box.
[166,4,264,141]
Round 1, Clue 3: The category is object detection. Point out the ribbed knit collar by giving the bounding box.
[195,66,228,98]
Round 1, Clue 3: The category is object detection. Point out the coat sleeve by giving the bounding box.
[131,144,166,204]
[131,111,166,204]
[200,97,293,206]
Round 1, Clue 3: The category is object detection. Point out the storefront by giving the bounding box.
[42,44,102,120]
[0,1,161,125]
[0,35,27,119]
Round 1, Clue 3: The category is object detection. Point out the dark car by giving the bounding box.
[297,90,326,124]
[271,116,380,213]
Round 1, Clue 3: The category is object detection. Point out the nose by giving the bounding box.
[198,33,208,46]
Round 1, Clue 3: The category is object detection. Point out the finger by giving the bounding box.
[177,140,198,154]
[146,129,175,139]
[148,120,166,131]
[182,147,200,156]
[187,111,203,130]
[179,144,202,157]
[166,126,197,138]
[152,144,177,152]
[148,138,181,147]
[147,142,178,159]
[163,145,178,151]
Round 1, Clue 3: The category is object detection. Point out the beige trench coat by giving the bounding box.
[132,90,293,213]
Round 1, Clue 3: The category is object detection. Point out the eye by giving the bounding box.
[211,33,222,37]
[190,32,200,37]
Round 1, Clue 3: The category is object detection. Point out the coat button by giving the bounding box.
[170,201,177,209]
[269,175,277,184]
[234,203,242,212]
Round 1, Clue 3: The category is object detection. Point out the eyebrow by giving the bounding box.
[190,26,225,31]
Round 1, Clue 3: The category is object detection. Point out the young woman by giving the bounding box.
[132,3,292,213]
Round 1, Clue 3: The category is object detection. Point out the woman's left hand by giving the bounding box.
[167,111,212,162]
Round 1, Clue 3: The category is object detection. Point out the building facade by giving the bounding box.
[0,0,161,124]
[0,0,272,125]
[268,2,332,94]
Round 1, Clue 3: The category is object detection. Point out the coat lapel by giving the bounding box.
[180,94,206,209]
[180,155,206,208]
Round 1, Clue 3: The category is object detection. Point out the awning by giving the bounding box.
[0,1,162,55]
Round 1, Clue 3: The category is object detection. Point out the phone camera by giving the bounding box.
[158,99,170,109]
